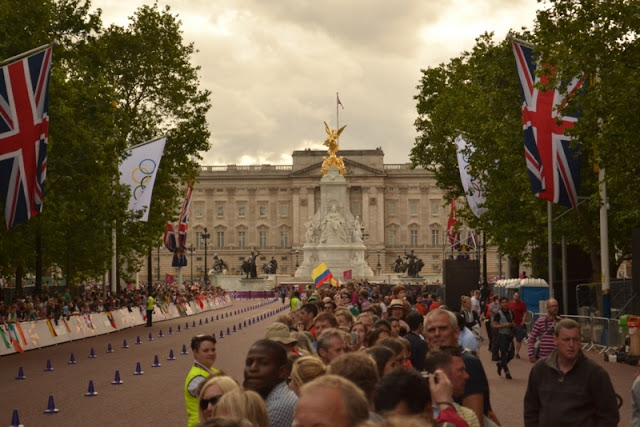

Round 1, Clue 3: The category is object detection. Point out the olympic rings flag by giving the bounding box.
[455,135,487,218]
[118,137,166,221]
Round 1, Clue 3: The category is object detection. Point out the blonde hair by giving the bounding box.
[291,330,317,356]
[199,375,240,400]
[290,356,326,388]
[212,389,269,427]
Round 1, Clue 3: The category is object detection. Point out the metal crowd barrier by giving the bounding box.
[526,311,623,355]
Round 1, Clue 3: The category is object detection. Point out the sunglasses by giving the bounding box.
[199,394,222,410]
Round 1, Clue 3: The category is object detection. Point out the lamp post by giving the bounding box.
[202,227,210,285]
[376,250,381,276]
[188,245,195,284]
[295,250,299,268]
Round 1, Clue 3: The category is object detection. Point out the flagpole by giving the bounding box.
[599,167,611,317]
[548,202,554,298]
[505,33,535,49]
[126,134,167,151]
[336,92,340,129]
[0,43,53,66]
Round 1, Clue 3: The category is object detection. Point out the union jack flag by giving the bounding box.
[177,186,192,251]
[163,220,176,252]
[512,41,583,209]
[0,45,52,228]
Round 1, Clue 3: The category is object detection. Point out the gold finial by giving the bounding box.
[321,121,347,175]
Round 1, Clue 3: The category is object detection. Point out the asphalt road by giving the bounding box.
[1,299,635,426]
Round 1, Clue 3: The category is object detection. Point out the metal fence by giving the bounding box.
[576,279,636,318]
[526,311,623,355]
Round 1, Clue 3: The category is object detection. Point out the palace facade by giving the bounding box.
[141,149,500,283]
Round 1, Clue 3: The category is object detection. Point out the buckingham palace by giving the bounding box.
[141,148,500,283]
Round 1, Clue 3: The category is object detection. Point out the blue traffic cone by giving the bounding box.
[216,314,219,320]
[112,370,123,385]
[226,327,230,336]
[133,362,144,375]
[147,332,153,341]
[167,349,176,360]
[10,408,21,427]
[219,330,224,339]
[177,324,181,332]
[185,322,189,330]
[244,320,247,327]
[122,339,129,349]
[89,348,96,358]
[232,325,236,333]
[169,327,173,335]
[45,359,54,371]
[43,394,59,414]
[192,320,196,327]
[84,380,98,396]
[136,336,141,345]
[239,323,242,330]
[68,353,76,364]
[15,366,26,380]
[107,343,114,353]
[152,355,161,367]
[180,344,188,355]
[199,319,203,325]
[158,330,164,338]
[205,317,209,324]
[211,315,214,322]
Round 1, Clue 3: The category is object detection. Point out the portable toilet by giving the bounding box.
[519,278,550,313]
[506,279,521,300]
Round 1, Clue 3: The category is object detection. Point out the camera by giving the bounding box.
[421,371,440,384]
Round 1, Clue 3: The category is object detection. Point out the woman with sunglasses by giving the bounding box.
[198,375,239,423]
[185,334,221,427]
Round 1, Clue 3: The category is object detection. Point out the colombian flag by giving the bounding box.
[311,262,333,288]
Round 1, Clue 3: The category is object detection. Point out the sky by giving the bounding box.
[92,0,541,166]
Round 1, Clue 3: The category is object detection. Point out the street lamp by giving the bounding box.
[202,227,210,285]
[188,245,195,284]
[376,250,381,276]
[295,250,299,268]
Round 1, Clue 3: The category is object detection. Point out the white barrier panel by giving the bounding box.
[189,301,200,314]
[164,304,180,319]
[112,308,134,330]
[90,313,116,336]
[154,303,169,322]
[22,320,57,349]
[184,302,194,316]
[0,298,236,356]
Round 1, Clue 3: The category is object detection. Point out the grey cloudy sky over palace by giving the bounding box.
[93,0,539,166]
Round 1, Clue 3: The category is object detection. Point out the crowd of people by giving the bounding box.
[182,282,621,427]
[0,281,227,325]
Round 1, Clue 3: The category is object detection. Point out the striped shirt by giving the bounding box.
[527,316,562,359]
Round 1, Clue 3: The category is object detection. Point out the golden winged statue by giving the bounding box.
[321,121,347,175]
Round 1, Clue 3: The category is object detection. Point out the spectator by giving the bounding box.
[288,356,326,396]
[264,322,299,354]
[314,312,339,337]
[508,292,528,359]
[317,328,347,365]
[294,375,370,427]
[212,389,269,427]
[524,319,619,427]
[404,311,428,371]
[198,376,240,424]
[366,346,396,378]
[243,339,298,427]
[527,298,562,362]
[492,297,515,379]
[424,308,498,426]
